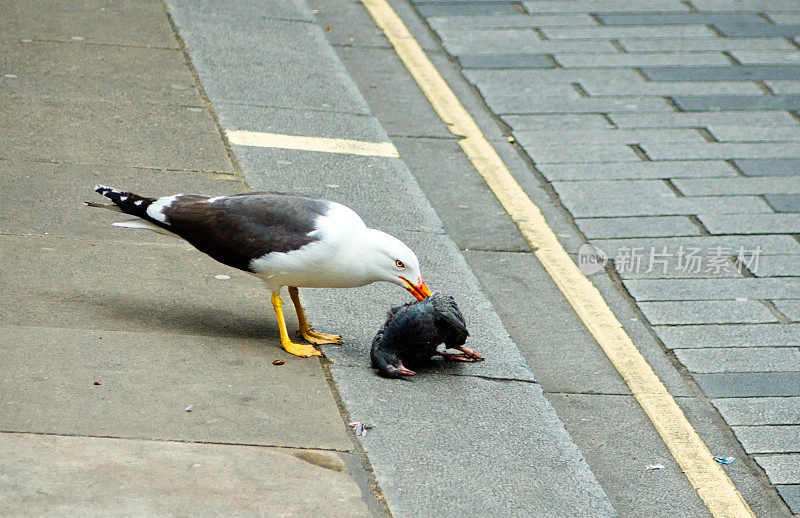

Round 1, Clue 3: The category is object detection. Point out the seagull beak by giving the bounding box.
[401,277,432,301]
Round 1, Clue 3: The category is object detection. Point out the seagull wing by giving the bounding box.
[161,192,329,272]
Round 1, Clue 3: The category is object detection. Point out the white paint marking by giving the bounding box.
[214,274,231,280]
[226,130,400,158]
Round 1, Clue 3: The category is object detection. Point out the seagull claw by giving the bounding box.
[282,341,324,358]
[300,329,342,345]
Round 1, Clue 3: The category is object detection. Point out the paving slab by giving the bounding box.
[623,278,800,302]
[620,37,795,52]
[692,0,800,11]
[0,0,179,48]
[766,195,800,212]
[755,454,800,485]
[672,95,800,112]
[0,93,233,171]
[457,53,554,69]
[717,25,800,37]
[776,485,800,514]
[476,82,581,102]
[547,394,709,518]
[713,397,800,425]
[465,67,644,86]
[705,125,800,142]
[167,7,369,114]
[592,236,800,261]
[502,114,615,130]
[427,13,597,29]
[514,129,705,146]
[0,160,241,240]
[733,51,800,66]
[735,159,800,176]
[638,300,778,325]
[538,161,738,181]
[675,347,800,374]
[520,0,690,13]
[768,81,800,94]
[752,255,800,277]
[552,180,771,217]
[524,144,641,163]
[699,214,800,235]
[557,52,730,68]
[541,25,716,39]
[615,255,745,279]
[610,111,799,128]
[329,365,615,516]
[642,65,800,82]
[581,80,763,96]
[655,324,800,349]
[486,96,672,115]
[0,325,351,450]
[0,432,370,517]
[733,426,800,454]
[416,2,521,16]
[436,28,618,55]
[597,12,768,26]
[0,41,199,104]
[642,143,800,161]
[574,216,701,239]
[694,373,800,398]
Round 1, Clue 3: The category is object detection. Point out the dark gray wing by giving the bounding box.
[162,192,329,272]
[430,294,469,346]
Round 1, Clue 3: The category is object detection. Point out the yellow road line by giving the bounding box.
[226,130,400,158]
[359,0,755,516]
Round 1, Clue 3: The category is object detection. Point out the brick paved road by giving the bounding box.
[414,0,800,513]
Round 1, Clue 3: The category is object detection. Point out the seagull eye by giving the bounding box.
[394,259,406,269]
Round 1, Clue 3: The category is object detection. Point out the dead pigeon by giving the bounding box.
[371,293,483,377]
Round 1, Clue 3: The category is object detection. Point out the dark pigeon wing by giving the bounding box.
[161,192,329,272]
[430,294,469,346]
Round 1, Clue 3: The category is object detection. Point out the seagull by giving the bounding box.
[87,185,431,358]
[371,293,483,378]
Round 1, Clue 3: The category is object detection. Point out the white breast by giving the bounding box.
[249,202,371,291]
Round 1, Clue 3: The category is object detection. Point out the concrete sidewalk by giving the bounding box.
[0,1,374,515]
[1,0,614,516]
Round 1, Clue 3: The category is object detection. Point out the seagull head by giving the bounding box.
[362,229,431,301]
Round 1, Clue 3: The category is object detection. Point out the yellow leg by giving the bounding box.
[271,291,323,357]
[288,286,341,345]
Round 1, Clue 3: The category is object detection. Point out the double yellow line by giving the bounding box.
[358,1,754,516]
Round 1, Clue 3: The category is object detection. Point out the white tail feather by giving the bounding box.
[113,219,178,237]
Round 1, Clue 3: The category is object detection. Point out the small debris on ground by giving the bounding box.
[214,274,231,280]
[185,405,194,412]
[646,463,665,471]
[93,381,101,386]
[272,360,285,366]
[714,456,736,465]
[348,421,373,437]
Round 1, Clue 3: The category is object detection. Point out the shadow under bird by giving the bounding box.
[371,293,484,378]
[87,185,431,357]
